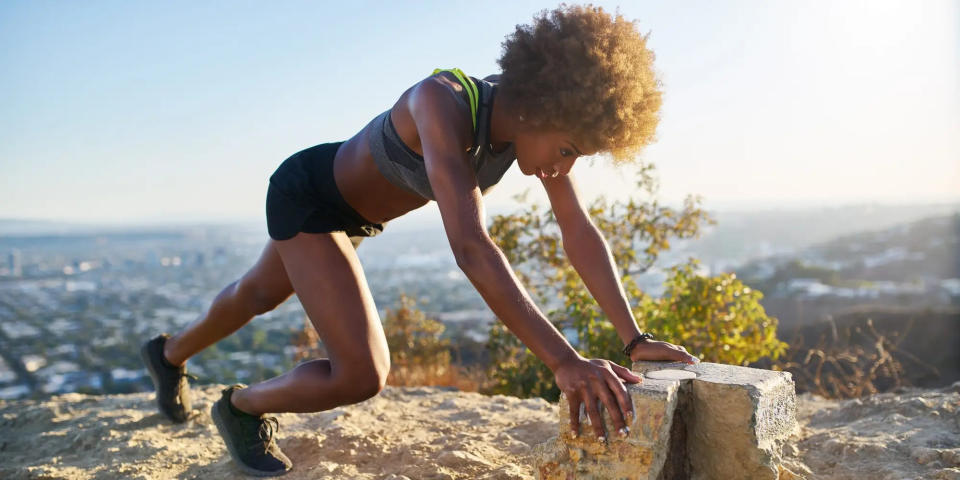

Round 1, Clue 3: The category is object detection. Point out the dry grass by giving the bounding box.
[289,309,496,394]
[386,363,493,392]
[769,317,934,399]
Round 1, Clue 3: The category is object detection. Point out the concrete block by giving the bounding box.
[533,361,798,480]
[535,377,687,480]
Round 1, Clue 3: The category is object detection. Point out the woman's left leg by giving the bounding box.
[229,230,390,415]
[163,240,294,366]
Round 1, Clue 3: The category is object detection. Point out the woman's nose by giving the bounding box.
[553,158,576,176]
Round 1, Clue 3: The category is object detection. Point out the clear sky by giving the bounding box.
[1,0,957,227]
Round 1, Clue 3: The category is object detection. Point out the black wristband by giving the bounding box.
[623,332,655,357]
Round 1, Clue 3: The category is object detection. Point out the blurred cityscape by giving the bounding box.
[0,203,957,400]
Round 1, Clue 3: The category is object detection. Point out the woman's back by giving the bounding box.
[331,70,505,225]
[367,73,516,201]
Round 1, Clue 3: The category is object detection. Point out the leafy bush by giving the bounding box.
[287,293,493,391]
[649,260,788,366]
[382,293,452,386]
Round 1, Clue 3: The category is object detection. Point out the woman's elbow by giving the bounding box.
[453,236,494,270]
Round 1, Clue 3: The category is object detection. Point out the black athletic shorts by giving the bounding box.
[266,141,386,247]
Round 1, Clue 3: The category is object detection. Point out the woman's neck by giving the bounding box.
[488,85,520,153]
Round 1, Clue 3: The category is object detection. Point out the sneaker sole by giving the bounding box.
[139,340,188,423]
[210,399,293,477]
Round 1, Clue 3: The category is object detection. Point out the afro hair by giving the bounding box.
[497,3,664,165]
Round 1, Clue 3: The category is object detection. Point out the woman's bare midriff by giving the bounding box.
[330,117,430,225]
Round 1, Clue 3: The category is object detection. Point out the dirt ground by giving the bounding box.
[1,382,957,479]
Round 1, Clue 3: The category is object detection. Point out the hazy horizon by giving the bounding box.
[2,200,957,238]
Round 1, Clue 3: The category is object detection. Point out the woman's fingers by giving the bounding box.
[558,358,646,442]
[603,372,635,433]
[673,344,700,363]
[568,394,582,438]
[594,375,628,439]
[609,361,643,383]
[583,365,630,441]
[581,392,607,441]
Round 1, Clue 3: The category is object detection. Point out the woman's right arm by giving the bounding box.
[406,76,641,441]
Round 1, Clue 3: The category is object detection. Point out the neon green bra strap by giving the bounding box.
[432,67,479,132]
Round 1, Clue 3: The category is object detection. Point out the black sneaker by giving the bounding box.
[210,384,293,477]
[140,333,197,423]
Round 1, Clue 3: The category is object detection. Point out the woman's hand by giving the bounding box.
[629,339,700,365]
[553,355,643,442]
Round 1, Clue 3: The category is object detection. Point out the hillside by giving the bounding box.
[674,204,960,272]
[738,213,959,293]
[1,383,957,479]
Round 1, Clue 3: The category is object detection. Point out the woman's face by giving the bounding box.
[513,127,593,179]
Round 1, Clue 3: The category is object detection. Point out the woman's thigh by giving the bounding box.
[272,230,390,379]
[235,240,295,313]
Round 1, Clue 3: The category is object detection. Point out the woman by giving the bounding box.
[140,4,700,476]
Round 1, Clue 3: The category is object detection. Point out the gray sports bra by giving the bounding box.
[367,71,517,201]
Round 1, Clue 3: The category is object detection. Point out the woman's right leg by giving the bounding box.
[229,230,391,415]
[163,240,294,367]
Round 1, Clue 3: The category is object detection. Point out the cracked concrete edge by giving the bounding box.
[654,361,797,480]
[633,361,796,437]
[535,361,800,480]
[631,360,798,442]
[534,379,683,479]
[688,381,779,479]
[632,360,793,385]
[631,360,696,376]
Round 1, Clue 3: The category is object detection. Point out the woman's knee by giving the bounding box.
[329,359,390,404]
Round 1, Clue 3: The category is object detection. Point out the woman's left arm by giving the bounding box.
[542,174,700,364]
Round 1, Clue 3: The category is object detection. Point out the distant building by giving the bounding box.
[940,279,960,298]
[110,367,145,384]
[2,322,40,340]
[21,354,46,372]
[0,384,30,400]
[0,356,17,383]
[8,249,22,277]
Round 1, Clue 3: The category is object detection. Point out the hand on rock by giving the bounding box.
[629,339,700,365]
[553,356,641,442]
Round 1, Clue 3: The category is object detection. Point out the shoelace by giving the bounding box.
[247,416,280,452]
